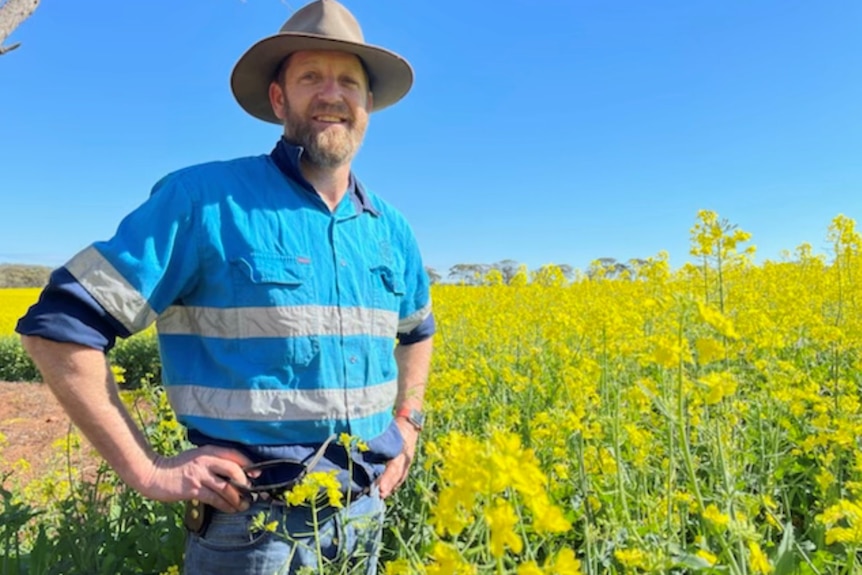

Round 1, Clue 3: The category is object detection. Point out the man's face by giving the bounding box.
[270,50,372,168]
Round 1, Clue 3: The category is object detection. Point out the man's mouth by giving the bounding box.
[313,115,347,124]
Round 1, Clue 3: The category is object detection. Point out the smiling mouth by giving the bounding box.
[313,115,347,124]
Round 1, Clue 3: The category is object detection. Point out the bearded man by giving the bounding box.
[16,1,434,573]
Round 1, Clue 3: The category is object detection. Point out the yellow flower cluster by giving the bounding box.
[284,469,343,508]
[424,430,570,554]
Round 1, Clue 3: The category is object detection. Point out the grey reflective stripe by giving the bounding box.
[157,305,398,339]
[168,379,398,422]
[398,302,432,334]
[66,246,157,333]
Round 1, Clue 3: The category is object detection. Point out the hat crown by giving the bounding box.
[279,0,365,44]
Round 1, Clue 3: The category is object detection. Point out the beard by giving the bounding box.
[282,97,368,168]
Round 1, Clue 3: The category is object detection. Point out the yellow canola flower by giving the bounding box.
[485,499,524,557]
[702,504,730,529]
[615,548,648,570]
[545,548,583,575]
[650,335,691,368]
[697,301,740,340]
[747,541,773,574]
[517,562,544,575]
[529,493,572,534]
[484,498,522,558]
[515,551,584,575]
[698,371,739,405]
[383,559,414,575]
[694,337,725,365]
[696,549,718,566]
[284,470,343,508]
[338,432,370,452]
[426,542,476,575]
[817,499,862,545]
[110,364,126,384]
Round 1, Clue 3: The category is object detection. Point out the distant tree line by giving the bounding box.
[0,263,52,287]
[425,257,653,286]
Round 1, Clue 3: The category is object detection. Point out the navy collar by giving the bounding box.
[269,138,379,216]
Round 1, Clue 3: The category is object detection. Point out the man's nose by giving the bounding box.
[316,76,343,101]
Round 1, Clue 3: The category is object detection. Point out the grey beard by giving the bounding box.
[297,128,359,168]
[283,106,364,168]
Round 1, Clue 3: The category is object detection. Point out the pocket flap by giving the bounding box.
[372,264,405,295]
[233,253,312,285]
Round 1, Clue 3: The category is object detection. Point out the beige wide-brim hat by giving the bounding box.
[231,0,414,124]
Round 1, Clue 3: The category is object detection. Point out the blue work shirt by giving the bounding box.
[17,138,435,487]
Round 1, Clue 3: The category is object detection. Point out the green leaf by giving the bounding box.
[773,521,798,575]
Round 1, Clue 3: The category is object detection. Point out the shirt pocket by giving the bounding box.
[370,262,405,312]
[231,253,320,370]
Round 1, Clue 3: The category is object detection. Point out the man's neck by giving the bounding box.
[298,159,352,212]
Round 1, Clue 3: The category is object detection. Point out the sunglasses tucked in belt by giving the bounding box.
[227,434,371,503]
[185,435,374,535]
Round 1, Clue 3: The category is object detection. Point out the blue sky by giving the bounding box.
[2,0,860,277]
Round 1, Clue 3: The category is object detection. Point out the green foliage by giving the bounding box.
[108,334,162,388]
[0,337,39,382]
[0,333,163,387]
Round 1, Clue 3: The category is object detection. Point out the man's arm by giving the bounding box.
[377,336,433,499]
[22,335,253,513]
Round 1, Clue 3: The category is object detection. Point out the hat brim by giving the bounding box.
[231,33,414,124]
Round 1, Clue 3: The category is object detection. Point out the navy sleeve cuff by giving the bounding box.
[398,312,435,345]
[15,267,131,352]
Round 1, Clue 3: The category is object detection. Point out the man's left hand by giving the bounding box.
[377,418,420,499]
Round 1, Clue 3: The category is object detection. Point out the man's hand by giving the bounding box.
[137,445,259,513]
[377,418,420,499]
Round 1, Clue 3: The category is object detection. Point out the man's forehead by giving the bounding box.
[288,50,364,70]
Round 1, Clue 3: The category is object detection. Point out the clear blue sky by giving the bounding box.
[2,0,861,276]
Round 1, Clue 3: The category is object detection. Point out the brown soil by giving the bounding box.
[0,381,103,490]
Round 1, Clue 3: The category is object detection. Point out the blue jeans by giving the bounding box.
[183,486,385,575]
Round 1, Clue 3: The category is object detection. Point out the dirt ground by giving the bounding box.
[0,381,102,489]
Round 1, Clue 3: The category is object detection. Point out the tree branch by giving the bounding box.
[0,0,40,55]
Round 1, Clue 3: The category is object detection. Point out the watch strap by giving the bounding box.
[395,407,425,431]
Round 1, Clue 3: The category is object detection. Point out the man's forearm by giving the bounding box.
[394,336,433,411]
[21,335,157,492]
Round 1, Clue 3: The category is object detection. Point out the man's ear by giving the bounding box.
[365,91,374,112]
[270,82,287,121]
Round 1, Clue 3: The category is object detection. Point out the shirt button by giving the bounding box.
[349,356,357,364]
[340,260,347,267]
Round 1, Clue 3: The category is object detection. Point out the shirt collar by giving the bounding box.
[269,137,379,216]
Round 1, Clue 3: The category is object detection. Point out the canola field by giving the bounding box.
[0,288,39,336]
[2,211,862,574]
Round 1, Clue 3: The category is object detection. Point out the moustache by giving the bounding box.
[307,102,353,122]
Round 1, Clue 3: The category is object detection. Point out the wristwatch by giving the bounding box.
[395,407,425,431]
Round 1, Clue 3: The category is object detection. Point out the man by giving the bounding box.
[16,0,434,573]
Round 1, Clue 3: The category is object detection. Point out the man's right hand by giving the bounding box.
[137,445,258,513]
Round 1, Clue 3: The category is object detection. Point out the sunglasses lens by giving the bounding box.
[248,460,308,493]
